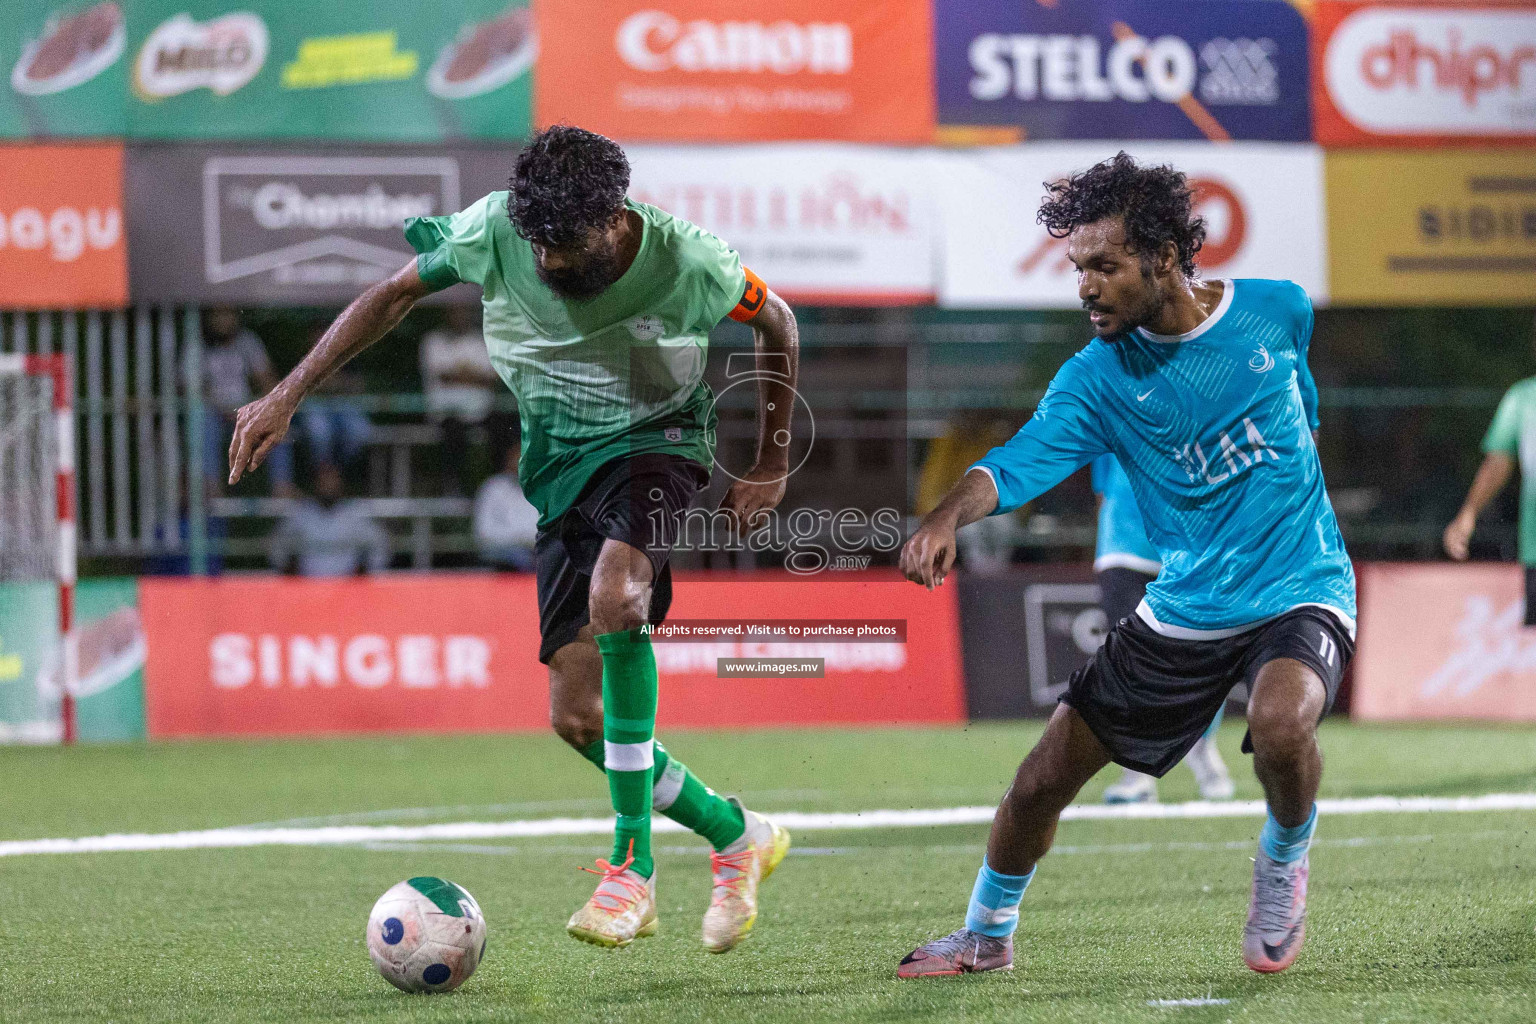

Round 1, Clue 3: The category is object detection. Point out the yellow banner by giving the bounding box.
[1326,150,1536,306]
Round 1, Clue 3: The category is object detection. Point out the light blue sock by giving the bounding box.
[1259,804,1318,863]
[964,857,1035,938]
[1201,705,1225,742]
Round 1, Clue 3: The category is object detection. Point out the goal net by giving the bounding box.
[0,355,75,743]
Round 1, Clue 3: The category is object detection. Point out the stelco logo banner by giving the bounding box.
[934,0,1311,141]
[936,143,1327,308]
[627,144,937,303]
[0,143,127,309]
[126,145,514,304]
[1314,1,1536,144]
[535,0,934,142]
[139,574,964,738]
[1354,563,1536,721]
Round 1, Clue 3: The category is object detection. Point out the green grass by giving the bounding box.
[1,722,1534,1023]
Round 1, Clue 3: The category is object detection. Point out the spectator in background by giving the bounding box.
[917,410,1020,573]
[194,307,294,495]
[293,322,372,475]
[473,442,538,570]
[1444,318,1536,624]
[420,305,516,494]
[269,463,389,577]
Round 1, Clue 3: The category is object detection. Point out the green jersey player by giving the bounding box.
[229,126,800,954]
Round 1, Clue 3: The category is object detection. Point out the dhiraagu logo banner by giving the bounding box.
[126,1,533,141]
[0,578,146,744]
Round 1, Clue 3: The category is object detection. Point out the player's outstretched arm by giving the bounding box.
[900,468,999,590]
[228,259,436,484]
[719,287,798,532]
[1444,452,1514,560]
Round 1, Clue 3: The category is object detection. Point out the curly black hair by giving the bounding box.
[508,125,630,248]
[1036,151,1205,279]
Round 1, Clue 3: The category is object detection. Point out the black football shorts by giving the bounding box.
[1062,605,1354,777]
[534,452,710,664]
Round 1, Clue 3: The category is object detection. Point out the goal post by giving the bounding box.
[0,353,76,744]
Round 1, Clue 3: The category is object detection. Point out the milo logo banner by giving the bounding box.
[3,1,533,141]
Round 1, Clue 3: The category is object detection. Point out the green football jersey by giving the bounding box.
[1482,376,1536,564]
[405,193,747,527]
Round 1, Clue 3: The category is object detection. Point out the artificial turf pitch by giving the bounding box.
[1,721,1533,1023]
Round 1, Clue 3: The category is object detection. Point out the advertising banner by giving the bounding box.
[534,0,934,143]
[139,573,964,738]
[934,0,1311,141]
[1313,1,1536,145]
[1354,563,1536,721]
[0,582,61,743]
[937,143,1327,309]
[0,142,127,309]
[627,145,937,304]
[1326,149,1536,305]
[0,578,147,744]
[126,144,517,305]
[125,0,533,141]
[1,2,128,137]
[957,567,1101,719]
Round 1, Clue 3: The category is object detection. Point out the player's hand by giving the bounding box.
[228,390,297,485]
[901,516,958,590]
[718,463,787,535]
[1443,511,1475,561]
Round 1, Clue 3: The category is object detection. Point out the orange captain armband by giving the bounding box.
[728,267,768,322]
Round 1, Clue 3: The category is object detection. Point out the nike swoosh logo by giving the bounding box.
[1136,389,1155,402]
[1261,931,1298,961]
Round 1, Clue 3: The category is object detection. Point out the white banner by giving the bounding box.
[935,143,1327,308]
[625,144,937,304]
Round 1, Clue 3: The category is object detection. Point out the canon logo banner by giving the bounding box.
[535,0,931,143]
[616,12,852,74]
[1316,4,1536,142]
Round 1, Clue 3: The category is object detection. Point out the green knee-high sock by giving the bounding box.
[651,742,747,851]
[596,627,657,877]
[577,738,746,851]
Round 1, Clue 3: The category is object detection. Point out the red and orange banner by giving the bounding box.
[534,0,935,143]
[1312,1,1536,145]
[139,572,965,738]
[0,143,126,309]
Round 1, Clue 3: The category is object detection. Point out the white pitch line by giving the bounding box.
[3,792,1536,859]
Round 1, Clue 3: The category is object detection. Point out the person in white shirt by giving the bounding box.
[193,307,294,495]
[419,304,515,493]
[473,444,539,571]
[269,464,390,577]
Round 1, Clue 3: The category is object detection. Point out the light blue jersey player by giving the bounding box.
[982,278,1349,638]
[899,154,1354,979]
[1091,452,1233,804]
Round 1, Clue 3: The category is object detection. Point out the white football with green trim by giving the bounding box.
[366,877,487,993]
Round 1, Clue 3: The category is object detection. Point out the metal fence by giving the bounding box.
[1,309,207,570]
[0,309,1520,571]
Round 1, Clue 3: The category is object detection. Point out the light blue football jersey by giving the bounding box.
[1090,453,1160,573]
[972,279,1353,638]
